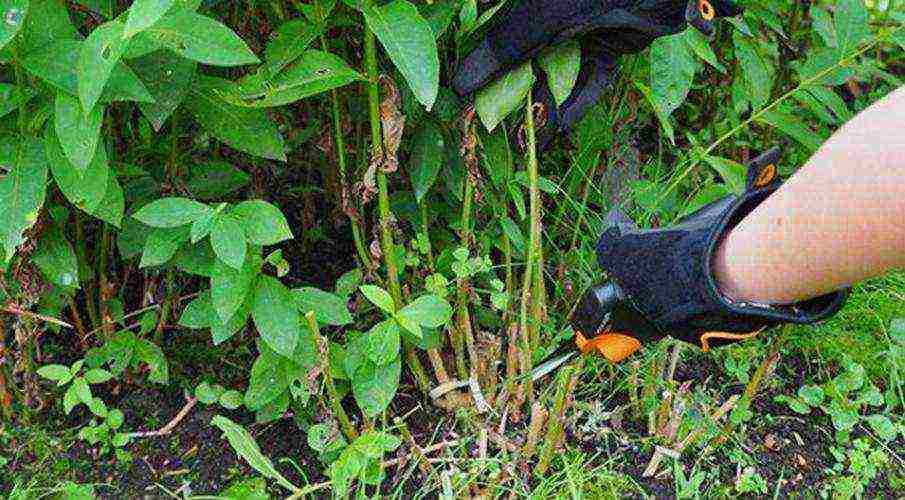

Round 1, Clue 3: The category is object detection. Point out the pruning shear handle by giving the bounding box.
[530,283,653,380]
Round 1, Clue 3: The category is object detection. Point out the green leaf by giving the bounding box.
[133,197,211,228]
[0,0,28,52]
[481,126,512,189]
[63,384,79,414]
[219,390,243,410]
[0,137,47,262]
[835,0,870,55]
[87,397,107,418]
[359,285,395,314]
[252,275,299,358]
[54,93,103,172]
[132,49,197,131]
[421,0,459,38]
[810,6,836,48]
[237,50,362,107]
[211,214,247,270]
[685,28,725,73]
[37,364,73,385]
[123,0,176,38]
[260,18,322,78]
[84,368,113,384]
[410,121,444,203]
[195,381,222,404]
[866,414,896,442]
[72,376,92,404]
[107,409,124,429]
[703,156,746,194]
[307,422,338,453]
[21,40,154,104]
[805,86,852,123]
[78,19,130,114]
[149,10,259,66]
[397,294,452,328]
[91,175,124,227]
[179,293,214,329]
[211,251,259,323]
[795,47,854,86]
[678,184,731,219]
[537,41,580,107]
[733,31,774,111]
[244,347,291,410]
[185,161,250,200]
[16,0,78,53]
[190,210,215,243]
[362,0,439,109]
[211,416,298,492]
[186,76,286,161]
[365,320,400,366]
[350,357,400,418]
[293,287,352,326]
[797,385,824,406]
[231,200,293,245]
[140,226,187,267]
[756,109,825,152]
[134,337,169,384]
[212,296,251,345]
[635,80,674,143]
[33,226,79,288]
[475,62,534,132]
[650,32,696,117]
[45,125,109,214]
[0,84,34,119]
[171,239,216,276]
[395,312,422,339]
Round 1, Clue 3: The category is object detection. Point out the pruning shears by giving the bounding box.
[528,283,654,381]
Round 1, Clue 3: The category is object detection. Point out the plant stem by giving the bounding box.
[97,224,112,338]
[363,27,429,394]
[307,312,358,441]
[321,36,371,270]
[456,174,484,403]
[363,29,402,304]
[518,93,543,405]
[525,95,546,353]
[535,364,576,477]
[154,267,175,344]
[419,203,435,272]
[74,215,99,329]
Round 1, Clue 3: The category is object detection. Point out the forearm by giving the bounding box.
[714,86,905,305]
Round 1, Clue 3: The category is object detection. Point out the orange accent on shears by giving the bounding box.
[575,331,642,363]
[755,164,778,187]
[699,329,763,352]
[699,0,716,21]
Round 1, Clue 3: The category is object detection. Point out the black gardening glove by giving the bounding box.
[567,148,850,363]
[453,0,743,143]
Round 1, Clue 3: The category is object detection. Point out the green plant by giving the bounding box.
[775,356,895,442]
[0,0,902,496]
[36,359,113,417]
[194,381,243,410]
[828,438,889,499]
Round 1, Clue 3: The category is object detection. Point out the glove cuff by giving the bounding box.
[597,147,849,348]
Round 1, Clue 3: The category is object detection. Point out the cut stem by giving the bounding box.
[307,311,358,441]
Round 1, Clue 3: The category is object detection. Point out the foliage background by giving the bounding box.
[0,0,903,497]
